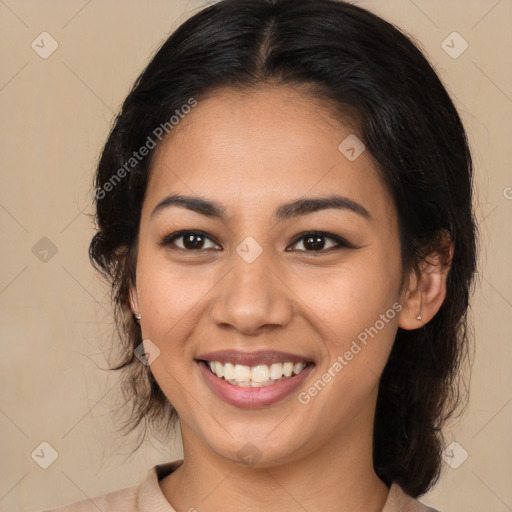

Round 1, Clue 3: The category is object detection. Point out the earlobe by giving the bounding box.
[397,269,422,330]
[398,239,453,330]
[129,284,140,315]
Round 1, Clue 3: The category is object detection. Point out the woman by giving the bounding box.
[40,0,477,510]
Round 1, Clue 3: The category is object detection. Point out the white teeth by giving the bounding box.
[214,361,224,378]
[224,362,235,380]
[234,364,251,381]
[293,362,306,374]
[283,362,293,377]
[269,363,282,380]
[251,365,270,383]
[205,360,309,386]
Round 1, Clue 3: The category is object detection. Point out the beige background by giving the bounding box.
[0,0,511,511]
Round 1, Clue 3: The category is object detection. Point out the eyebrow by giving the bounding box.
[151,193,371,222]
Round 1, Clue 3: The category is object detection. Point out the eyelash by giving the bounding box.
[160,230,356,254]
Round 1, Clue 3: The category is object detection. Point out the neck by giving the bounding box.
[160,404,389,511]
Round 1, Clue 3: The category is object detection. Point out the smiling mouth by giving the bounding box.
[197,360,314,387]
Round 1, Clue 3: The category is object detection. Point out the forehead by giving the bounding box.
[144,85,396,227]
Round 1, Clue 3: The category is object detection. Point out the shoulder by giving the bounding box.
[32,485,140,512]
[384,483,443,512]
[32,459,184,512]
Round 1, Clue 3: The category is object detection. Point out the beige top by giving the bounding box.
[37,459,441,512]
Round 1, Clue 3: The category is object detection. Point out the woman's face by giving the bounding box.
[131,85,412,466]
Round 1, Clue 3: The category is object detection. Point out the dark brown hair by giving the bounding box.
[89,0,478,497]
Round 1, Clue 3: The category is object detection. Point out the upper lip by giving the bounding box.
[196,350,314,367]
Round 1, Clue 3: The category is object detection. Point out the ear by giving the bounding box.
[128,283,140,315]
[398,232,454,330]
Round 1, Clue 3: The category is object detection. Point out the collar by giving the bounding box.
[138,459,439,512]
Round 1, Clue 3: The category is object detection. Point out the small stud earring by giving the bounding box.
[416,290,423,321]
[134,312,142,320]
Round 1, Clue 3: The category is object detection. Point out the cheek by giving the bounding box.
[297,268,401,423]
[304,247,401,339]
[134,248,218,353]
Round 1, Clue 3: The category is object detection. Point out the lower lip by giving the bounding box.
[197,361,314,408]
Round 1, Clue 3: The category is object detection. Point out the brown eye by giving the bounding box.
[161,230,221,251]
[288,232,354,253]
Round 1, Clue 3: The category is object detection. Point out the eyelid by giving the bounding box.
[287,231,357,251]
[160,230,221,250]
[160,229,356,252]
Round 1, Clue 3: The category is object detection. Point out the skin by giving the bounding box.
[129,85,452,512]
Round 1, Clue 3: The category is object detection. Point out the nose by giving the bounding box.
[209,249,294,335]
